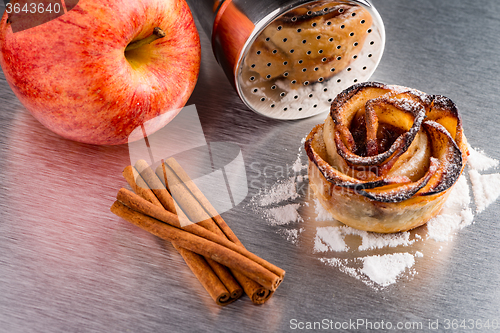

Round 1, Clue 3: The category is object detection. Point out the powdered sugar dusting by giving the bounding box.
[360,253,415,287]
[278,228,303,244]
[314,227,348,252]
[468,170,500,213]
[250,140,500,289]
[314,198,336,221]
[258,177,299,206]
[467,145,499,171]
[264,203,303,225]
[426,175,472,241]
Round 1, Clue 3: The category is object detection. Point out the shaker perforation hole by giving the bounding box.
[336,56,342,60]
[298,107,303,111]
[267,63,272,67]
[265,37,270,42]
[314,67,319,71]
[363,66,367,70]
[298,59,303,64]
[307,10,312,15]
[312,22,317,27]
[304,81,309,85]
[284,107,288,111]
[351,12,356,17]
[337,79,341,83]
[318,77,324,82]
[283,72,289,77]
[302,39,307,44]
[291,80,297,84]
[297,28,302,33]
[323,7,328,12]
[308,93,313,98]
[353,79,358,83]
[353,42,359,47]
[318,49,323,54]
[292,17,297,22]
[353,55,357,59]
[336,45,341,49]
[302,68,307,72]
[271,104,275,108]
[266,74,271,79]
[347,67,352,71]
[340,25,345,29]
[256,50,261,55]
[283,61,288,65]
[277,25,282,31]
[307,50,312,55]
[329,37,334,42]
[330,68,335,72]
[338,8,344,13]
[253,88,258,93]
[280,92,286,97]
[313,104,317,108]
[370,41,375,45]
[283,38,288,42]
[260,97,266,101]
[271,85,277,90]
[272,49,278,54]
[250,76,255,81]
[322,57,327,62]
[367,29,372,33]
[360,19,366,24]
[327,21,332,26]
[368,54,373,57]
[349,32,354,37]
[316,35,321,40]
[294,95,299,99]
[251,64,256,68]
[328,98,333,102]
[290,49,295,53]
[324,88,328,92]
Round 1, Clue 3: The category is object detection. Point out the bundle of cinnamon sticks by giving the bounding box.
[110,158,285,305]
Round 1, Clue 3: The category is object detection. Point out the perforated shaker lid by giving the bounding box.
[235,0,385,119]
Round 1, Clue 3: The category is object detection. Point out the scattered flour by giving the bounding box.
[360,253,415,287]
[251,141,500,288]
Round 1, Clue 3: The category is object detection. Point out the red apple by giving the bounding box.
[0,0,200,145]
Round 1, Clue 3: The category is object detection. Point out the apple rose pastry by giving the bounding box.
[305,82,469,233]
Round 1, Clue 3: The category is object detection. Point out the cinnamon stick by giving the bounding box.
[173,244,232,306]
[123,165,162,207]
[135,160,177,214]
[117,188,284,278]
[123,165,241,304]
[110,201,282,291]
[162,158,285,303]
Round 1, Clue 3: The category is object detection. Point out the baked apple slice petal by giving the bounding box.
[417,120,464,196]
[305,124,403,189]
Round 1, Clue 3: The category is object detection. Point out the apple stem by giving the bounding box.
[125,27,166,52]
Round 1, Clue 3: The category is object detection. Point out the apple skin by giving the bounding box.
[0,0,201,145]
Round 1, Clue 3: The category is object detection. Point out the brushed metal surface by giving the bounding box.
[1,0,500,332]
